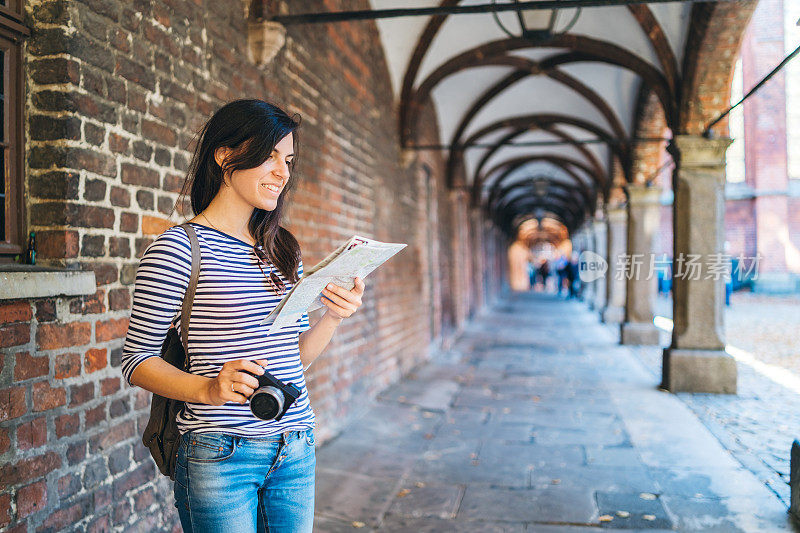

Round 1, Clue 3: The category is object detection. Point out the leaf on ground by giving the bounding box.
[396,488,411,498]
[351,521,366,528]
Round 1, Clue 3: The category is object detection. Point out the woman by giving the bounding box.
[120,99,364,532]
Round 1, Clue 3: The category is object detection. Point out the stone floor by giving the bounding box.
[643,293,800,508]
[715,292,800,376]
[313,292,798,532]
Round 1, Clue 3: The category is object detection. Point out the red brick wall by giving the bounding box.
[656,204,673,258]
[740,0,789,274]
[789,197,800,270]
[725,199,757,259]
[1,1,495,531]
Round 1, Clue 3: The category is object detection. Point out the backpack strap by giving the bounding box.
[178,223,201,358]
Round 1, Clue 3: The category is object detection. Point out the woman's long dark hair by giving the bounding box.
[175,99,301,290]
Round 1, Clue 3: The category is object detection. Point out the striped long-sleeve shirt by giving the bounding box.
[121,222,314,437]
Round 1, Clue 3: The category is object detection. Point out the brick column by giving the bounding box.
[662,135,736,393]
[620,184,661,345]
[470,206,485,312]
[592,217,608,312]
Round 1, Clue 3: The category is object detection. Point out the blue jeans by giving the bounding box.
[173,429,316,533]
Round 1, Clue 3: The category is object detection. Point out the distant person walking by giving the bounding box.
[567,252,581,299]
[555,255,568,296]
[537,259,551,292]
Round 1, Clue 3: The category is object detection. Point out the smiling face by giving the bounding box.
[217,132,295,213]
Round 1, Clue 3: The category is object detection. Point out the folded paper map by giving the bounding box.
[260,235,407,334]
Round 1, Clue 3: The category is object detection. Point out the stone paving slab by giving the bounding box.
[313,292,800,531]
[456,485,597,523]
[385,481,462,519]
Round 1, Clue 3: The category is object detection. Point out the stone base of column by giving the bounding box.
[661,348,737,393]
[620,322,660,345]
[602,306,625,324]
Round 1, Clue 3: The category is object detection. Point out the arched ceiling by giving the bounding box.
[369,0,692,240]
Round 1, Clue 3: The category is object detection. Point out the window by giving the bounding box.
[0,0,29,262]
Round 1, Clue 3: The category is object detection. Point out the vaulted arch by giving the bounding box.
[402,36,676,147]
[462,114,624,188]
[487,164,596,217]
[479,154,600,204]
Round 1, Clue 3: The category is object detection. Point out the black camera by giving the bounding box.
[249,370,301,421]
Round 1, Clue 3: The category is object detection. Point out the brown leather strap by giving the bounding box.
[178,223,200,365]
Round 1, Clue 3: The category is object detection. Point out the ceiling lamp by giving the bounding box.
[532,177,549,197]
[517,3,558,40]
[493,0,581,42]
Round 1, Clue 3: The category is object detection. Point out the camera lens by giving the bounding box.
[250,386,285,420]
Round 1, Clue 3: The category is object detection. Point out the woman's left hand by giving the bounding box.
[321,277,365,320]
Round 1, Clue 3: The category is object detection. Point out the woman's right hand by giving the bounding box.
[203,359,267,405]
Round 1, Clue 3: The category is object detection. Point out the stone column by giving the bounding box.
[603,207,626,323]
[592,217,608,312]
[570,227,587,300]
[662,135,737,393]
[582,224,597,307]
[620,184,661,345]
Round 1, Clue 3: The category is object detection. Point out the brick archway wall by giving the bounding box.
[1,2,492,531]
[630,87,669,186]
[679,0,759,135]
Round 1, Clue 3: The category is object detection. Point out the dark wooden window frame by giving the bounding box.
[0,0,29,262]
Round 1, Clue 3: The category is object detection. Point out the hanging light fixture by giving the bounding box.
[493,0,581,42]
[516,2,559,40]
[532,176,549,197]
